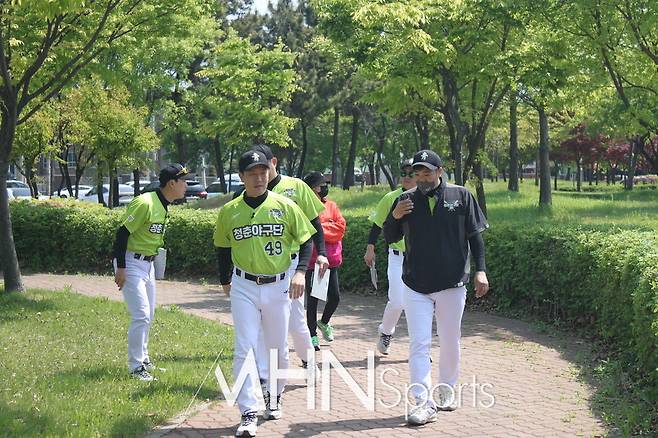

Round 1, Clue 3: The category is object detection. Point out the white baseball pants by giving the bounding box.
[404,285,466,405]
[378,248,405,336]
[231,271,291,414]
[256,255,314,382]
[119,252,156,372]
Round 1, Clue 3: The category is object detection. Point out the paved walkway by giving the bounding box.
[23,274,607,438]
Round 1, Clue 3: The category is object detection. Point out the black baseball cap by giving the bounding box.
[159,163,189,185]
[250,144,274,160]
[303,171,326,188]
[400,158,413,169]
[412,150,442,170]
[239,150,270,172]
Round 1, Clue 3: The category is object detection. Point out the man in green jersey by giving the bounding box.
[215,150,316,437]
[235,145,329,371]
[364,159,416,355]
[113,163,188,381]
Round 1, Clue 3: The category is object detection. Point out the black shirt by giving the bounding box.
[383,181,488,294]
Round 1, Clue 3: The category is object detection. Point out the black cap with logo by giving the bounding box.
[159,163,189,186]
[250,144,274,160]
[412,150,443,170]
[239,150,270,172]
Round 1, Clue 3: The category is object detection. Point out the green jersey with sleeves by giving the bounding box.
[213,191,316,275]
[121,191,167,256]
[369,188,406,252]
[271,175,324,252]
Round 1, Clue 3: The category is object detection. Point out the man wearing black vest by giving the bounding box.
[383,149,490,426]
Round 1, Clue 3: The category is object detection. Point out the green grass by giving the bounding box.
[187,178,658,231]
[0,288,233,438]
[482,180,658,230]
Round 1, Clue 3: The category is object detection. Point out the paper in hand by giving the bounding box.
[311,263,330,301]
[370,262,378,290]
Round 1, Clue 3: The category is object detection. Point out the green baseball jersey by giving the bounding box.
[213,191,316,275]
[369,187,406,252]
[121,191,168,256]
[271,174,324,252]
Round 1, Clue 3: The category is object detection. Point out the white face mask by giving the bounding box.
[416,180,438,195]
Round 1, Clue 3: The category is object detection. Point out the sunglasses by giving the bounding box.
[400,171,415,177]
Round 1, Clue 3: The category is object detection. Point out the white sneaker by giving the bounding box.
[130,365,155,382]
[407,403,438,426]
[377,332,392,355]
[236,411,258,436]
[263,392,282,420]
[437,385,458,411]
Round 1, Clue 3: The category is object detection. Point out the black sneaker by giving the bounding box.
[235,410,257,436]
[377,332,392,355]
[263,392,282,420]
[143,359,155,371]
[130,365,155,382]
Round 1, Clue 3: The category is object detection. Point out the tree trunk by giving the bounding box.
[576,158,582,192]
[538,106,552,206]
[411,120,420,152]
[0,99,25,292]
[331,107,340,186]
[376,116,395,190]
[474,160,488,218]
[554,162,559,191]
[414,114,430,150]
[625,136,641,190]
[440,70,466,185]
[132,169,140,196]
[342,108,359,190]
[214,135,226,193]
[96,165,105,206]
[296,120,308,179]
[535,148,539,186]
[59,149,74,197]
[112,171,119,208]
[508,95,519,192]
[367,158,375,186]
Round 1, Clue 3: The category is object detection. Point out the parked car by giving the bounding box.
[206,176,244,198]
[126,180,152,193]
[6,180,35,198]
[6,188,14,200]
[80,184,134,206]
[184,181,207,201]
[140,180,160,194]
[53,184,92,199]
[141,180,204,204]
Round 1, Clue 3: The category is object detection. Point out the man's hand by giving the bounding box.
[221,283,231,297]
[474,271,489,298]
[289,271,306,299]
[316,255,329,279]
[364,244,376,267]
[114,268,126,290]
[392,199,413,220]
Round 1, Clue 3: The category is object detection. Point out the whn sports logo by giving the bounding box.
[233,223,284,240]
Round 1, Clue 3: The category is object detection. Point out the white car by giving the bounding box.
[126,180,152,193]
[53,184,92,199]
[80,184,134,206]
[206,176,244,198]
[6,180,35,198]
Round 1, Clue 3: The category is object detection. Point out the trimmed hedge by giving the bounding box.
[8,201,658,394]
[486,226,658,397]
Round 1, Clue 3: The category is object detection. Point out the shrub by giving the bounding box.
[8,201,658,395]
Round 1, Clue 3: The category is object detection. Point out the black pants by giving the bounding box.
[306,268,340,337]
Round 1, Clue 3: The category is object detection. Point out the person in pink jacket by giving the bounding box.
[303,172,346,350]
